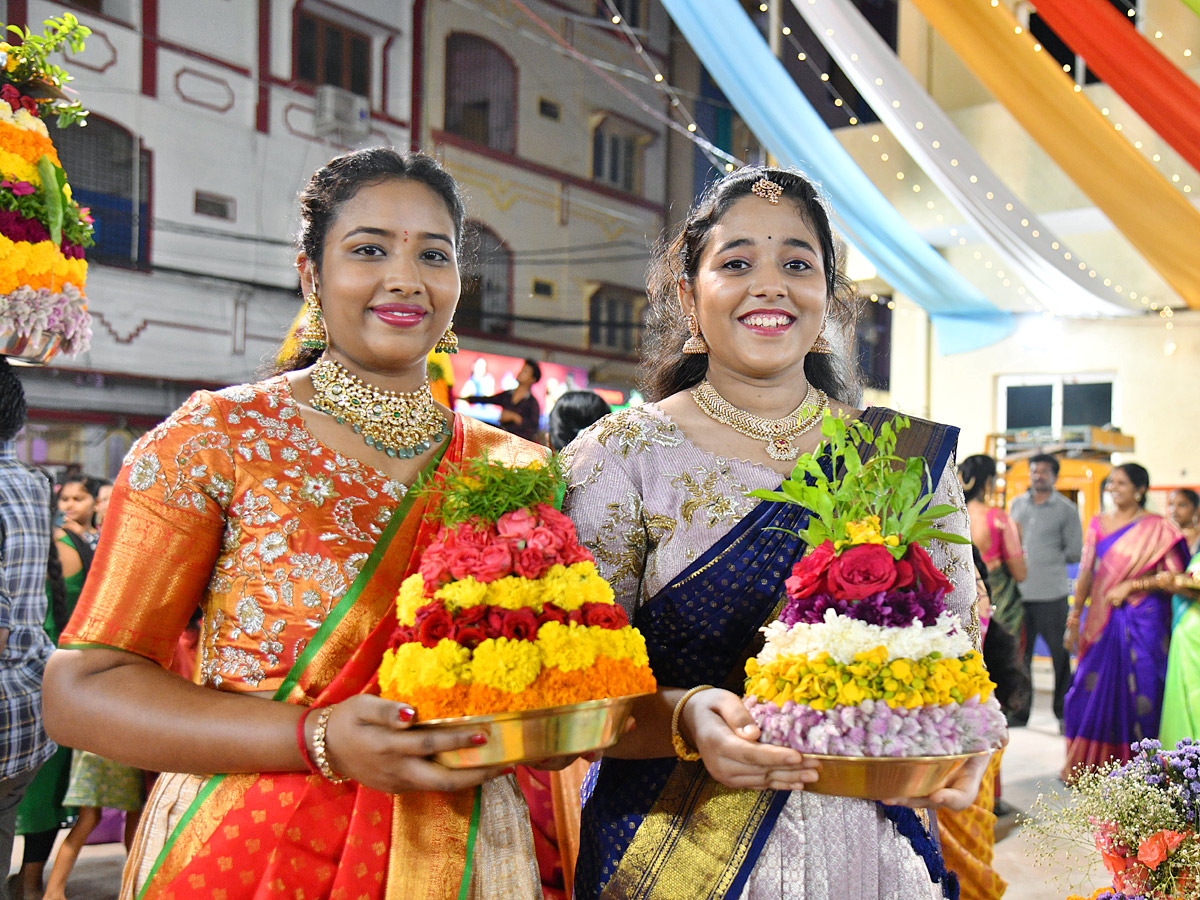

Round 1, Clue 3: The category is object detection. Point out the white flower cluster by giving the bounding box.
[755,608,972,666]
[0,100,50,137]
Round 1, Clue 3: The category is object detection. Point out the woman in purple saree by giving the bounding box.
[1063,463,1189,777]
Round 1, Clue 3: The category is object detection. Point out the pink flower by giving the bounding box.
[474,543,513,583]
[497,507,537,542]
[527,525,565,554]
[446,546,483,581]
[562,543,593,564]
[0,180,35,196]
[513,546,551,580]
[418,544,451,591]
[536,504,578,540]
[452,522,494,550]
[1136,830,1187,870]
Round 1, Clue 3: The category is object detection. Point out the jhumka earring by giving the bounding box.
[433,322,459,354]
[810,319,833,355]
[298,291,327,352]
[682,314,708,355]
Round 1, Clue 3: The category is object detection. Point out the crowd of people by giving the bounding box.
[0,147,1195,900]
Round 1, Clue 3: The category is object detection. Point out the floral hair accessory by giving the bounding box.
[751,177,784,204]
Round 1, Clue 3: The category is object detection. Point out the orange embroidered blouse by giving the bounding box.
[60,377,412,693]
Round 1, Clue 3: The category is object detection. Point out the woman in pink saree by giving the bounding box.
[1062,464,1190,777]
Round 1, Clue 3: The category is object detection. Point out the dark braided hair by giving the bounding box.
[274,148,467,373]
[639,165,861,403]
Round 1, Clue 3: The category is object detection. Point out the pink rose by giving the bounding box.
[497,508,537,542]
[527,526,565,554]
[453,523,494,550]
[446,546,483,581]
[419,544,451,589]
[536,504,578,539]
[514,546,551,580]
[474,543,513,583]
[826,544,898,601]
[785,541,836,600]
[563,543,593,565]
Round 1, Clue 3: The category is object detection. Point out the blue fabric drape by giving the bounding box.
[661,0,1014,354]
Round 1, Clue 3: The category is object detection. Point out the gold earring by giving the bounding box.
[434,322,459,354]
[809,319,833,355]
[682,314,708,355]
[298,291,327,351]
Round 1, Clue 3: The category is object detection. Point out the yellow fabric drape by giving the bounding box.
[909,0,1200,309]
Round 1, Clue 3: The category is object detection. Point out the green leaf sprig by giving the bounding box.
[3,14,91,128]
[417,454,563,526]
[749,411,970,558]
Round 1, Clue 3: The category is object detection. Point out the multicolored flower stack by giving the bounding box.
[0,15,94,359]
[378,458,656,720]
[742,413,1007,757]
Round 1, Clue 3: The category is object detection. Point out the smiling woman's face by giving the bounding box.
[302,178,460,382]
[679,195,827,384]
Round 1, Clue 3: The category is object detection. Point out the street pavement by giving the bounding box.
[8,662,1111,899]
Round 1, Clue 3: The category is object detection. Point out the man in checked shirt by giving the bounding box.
[0,358,52,900]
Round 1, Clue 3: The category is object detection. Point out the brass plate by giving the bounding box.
[801,750,990,801]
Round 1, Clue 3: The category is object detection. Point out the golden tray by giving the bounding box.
[416,693,650,769]
[802,750,989,801]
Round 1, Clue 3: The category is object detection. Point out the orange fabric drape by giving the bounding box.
[909,0,1200,309]
[1031,0,1200,175]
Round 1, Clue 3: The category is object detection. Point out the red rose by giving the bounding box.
[904,544,953,595]
[452,624,488,650]
[500,607,540,641]
[416,606,453,647]
[826,544,898,601]
[514,546,551,580]
[786,541,837,600]
[390,624,417,646]
[456,604,488,626]
[527,526,565,554]
[893,558,915,590]
[563,543,593,565]
[474,543,513,583]
[537,603,569,626]
[485,607,508,634]
[567,608,585,625]
[497,507,537,542]
[580,602,627,629]
[536,504,578,539]
[446,546,483,581]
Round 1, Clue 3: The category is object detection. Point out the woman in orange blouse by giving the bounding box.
[43,149,546,899]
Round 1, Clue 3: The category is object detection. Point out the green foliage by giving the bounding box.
[3,14,91,127]
[417,453,562,526]
[0,181,93,247]
[748,411,969,556]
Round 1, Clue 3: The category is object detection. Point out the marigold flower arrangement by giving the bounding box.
[378,456,656,720]
[0,14,94,358]
[743,412,1008,757]
[1028,739,1200,900]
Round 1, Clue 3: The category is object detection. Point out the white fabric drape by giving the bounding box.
[791,0,1133,317]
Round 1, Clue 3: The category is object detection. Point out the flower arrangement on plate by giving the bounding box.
[741,412,1007,798]
[0,14,94,362]
[377,456,656,767]
[1028,738,1200,900]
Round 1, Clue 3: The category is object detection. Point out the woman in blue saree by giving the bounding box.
[563,167,990,900]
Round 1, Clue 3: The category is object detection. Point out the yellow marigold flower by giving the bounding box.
[395,574,427,625]
[884,535,900,546]
[537,621,597,671]
[380,640,468,691]
[471,637,541,693]
[435,577,488,610]
[5,56,17,73]
[591,626,650,668]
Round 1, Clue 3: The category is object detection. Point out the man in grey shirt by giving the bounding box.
[1010,453,1084,729]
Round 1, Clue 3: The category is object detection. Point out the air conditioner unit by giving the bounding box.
[314,84,370,144]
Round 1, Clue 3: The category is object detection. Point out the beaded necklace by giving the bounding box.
[309,357,451,459]
[691,380,828,461]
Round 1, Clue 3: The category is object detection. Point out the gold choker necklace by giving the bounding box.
[691,380,828,461]
[310,358,450,459]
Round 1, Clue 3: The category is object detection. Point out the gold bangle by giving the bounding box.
[671,684,714,762]
[311,706,348,784]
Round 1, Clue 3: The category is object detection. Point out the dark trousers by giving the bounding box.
[1021,596,1073,721]
[0,766,37,900]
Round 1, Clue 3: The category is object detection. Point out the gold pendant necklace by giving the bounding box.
[691,380,829,461]
[309,357,451,459]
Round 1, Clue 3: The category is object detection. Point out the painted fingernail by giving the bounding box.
[470,733,488,745]
[397,706,415,723]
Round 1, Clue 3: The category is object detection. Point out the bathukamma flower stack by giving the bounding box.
[379,457,656,720]
[743,413,1007,757]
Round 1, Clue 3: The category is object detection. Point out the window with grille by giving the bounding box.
[296,11,370,97]
[444,34,517,154]
[459,223,512,336]
[47,116,151,269]
[591,115,652,194]
[588,285,643,355]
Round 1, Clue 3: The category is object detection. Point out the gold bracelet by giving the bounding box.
[671,684,714,762]
[311,706,348,784]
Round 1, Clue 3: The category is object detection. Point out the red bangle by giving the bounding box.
[296,706,319,775]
